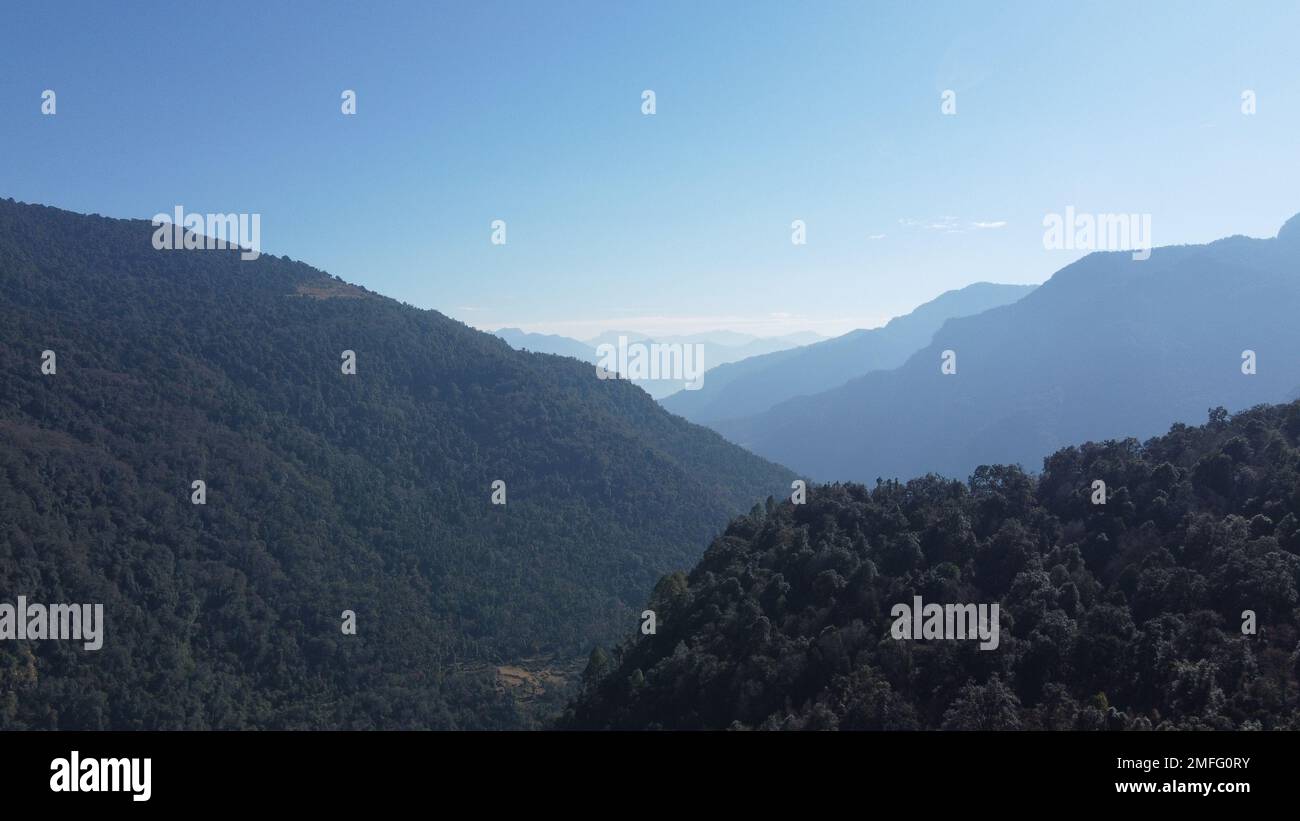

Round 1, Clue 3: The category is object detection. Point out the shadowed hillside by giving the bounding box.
[0,198,793,729]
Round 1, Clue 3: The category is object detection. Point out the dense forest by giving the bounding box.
[0,198,792,729]
[566,402,1300,729]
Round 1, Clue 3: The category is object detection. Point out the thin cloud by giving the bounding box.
[502,312,887,340]
[901,216,963,231]
[899,217,1005,232]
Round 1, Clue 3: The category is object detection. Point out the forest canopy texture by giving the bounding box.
[566,403,1300,730]
[0,199,792,729]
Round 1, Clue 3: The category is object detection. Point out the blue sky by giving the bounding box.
[3,1,1299,338]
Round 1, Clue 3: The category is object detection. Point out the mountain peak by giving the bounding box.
[1278,212,1300,244]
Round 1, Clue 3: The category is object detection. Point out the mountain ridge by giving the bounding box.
[0,196,794,729]
[661,282,1036,424]
[718,214,1300,483]
[566,400,1300,730]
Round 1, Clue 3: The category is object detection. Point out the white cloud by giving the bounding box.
[899,217,1006,232]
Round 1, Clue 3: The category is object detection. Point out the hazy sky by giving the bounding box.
[4,1,1299,338]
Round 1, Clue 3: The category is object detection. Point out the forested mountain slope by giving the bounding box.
[0,198,792,729]
[566,403,1300,730]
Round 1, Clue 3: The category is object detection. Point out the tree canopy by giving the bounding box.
[0,198,792,729]
[565,403,1300,730]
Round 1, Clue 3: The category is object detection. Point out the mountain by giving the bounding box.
[661,283,1036,424]
[775,331,827,347]
[492,329,820,401]
[577,330,821,400]
[564,401,1300,730]
[492,328,594,361]
[0,198,794,729]
[719,216,1300,482]
[586,330,814,368]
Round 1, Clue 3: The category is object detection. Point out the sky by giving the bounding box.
[3,1,1299,339]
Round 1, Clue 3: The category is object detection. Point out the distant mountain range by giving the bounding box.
[661,283,1036,424]
[492,328,595,361]
[493,327,825,399]
[718,214,1300,483]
